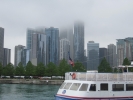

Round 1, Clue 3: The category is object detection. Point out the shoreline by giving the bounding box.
[0,79,64,85]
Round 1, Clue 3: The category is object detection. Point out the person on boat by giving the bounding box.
[70,73,76,79]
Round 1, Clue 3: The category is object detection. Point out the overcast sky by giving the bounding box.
[0,0,133,64]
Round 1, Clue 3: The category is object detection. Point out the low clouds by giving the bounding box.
[0,0,133,64]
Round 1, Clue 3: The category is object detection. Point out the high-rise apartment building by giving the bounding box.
[107,44,117,67]
[60,38,70,61]
[3,48,11,67]
[99,48,107,64]
[60,28,74,60]
[45,27,59,65]
[74,21,84,63]
[117,39,132,65]
[87,41,99,70]
[14,45,25,67]
[0,27,4,65]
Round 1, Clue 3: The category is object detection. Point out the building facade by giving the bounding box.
[99,48,107,64]
[107,44,117,67]
[14,45,25,67]
[117,39,132,65]
[60,38,70,61]
[87,41,99,70]
[74,21,84,63]
[3,48,11,67]
[45,27,59,65]
[0,27,4,65]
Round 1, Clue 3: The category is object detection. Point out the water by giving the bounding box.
[0,84,60,100]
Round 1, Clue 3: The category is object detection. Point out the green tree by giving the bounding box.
[25,61,34,76]
[46,62,57,78]
[15,62,25,76]
[35,63,45,76]
[122,58,131,65]
[72,61,86,72]
[58,59,70,78]
[0,63,3,76]
[98,58,112,73]
[123,58,133,72]
[2,63,14,76]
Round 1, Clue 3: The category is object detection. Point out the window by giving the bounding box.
[100,83,108,91]
[64,83,72,89]
[126,84,133,91]
[89,84,96,91]
[112,84,124,91]
[79,84,88,91]
[59,82,66,89]
[70,83,81,91]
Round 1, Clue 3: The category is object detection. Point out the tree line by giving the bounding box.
[0,59,86,78]
[98,57,133,73]
[0,58,133,78]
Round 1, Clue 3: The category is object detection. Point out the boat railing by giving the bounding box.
[65,72,133,81]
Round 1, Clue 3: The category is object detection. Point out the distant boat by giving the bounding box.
[55,65,133,100]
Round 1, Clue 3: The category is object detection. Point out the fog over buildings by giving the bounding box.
[0,0,133,65]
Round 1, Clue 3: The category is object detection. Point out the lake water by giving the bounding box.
[0,84,60,100]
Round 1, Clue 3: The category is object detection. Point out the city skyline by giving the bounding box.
[0,0,133,64]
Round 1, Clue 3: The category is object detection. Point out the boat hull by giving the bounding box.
[55,95,133,100]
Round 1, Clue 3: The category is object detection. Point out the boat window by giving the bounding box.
[70,83,81,91]
[89,84,96,91]
[100,83,108,91]
[79,84,88,91]
[64,83,72,89]
[126,84,133,91]
[112,84,124,91]
[59,82,66,89]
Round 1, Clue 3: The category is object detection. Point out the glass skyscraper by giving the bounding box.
[3,48,11,67]
[74,21,84,63]
[87,41,99,70]
[14,45,25,67]
[45,27,59,65]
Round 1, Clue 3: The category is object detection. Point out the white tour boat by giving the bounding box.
[55,65,133,100]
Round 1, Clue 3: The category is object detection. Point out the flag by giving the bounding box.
[68,52,74,67]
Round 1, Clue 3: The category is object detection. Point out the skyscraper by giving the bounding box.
[74,21,84,63]
[26,28,35,50]
[14,45,25,67]
[45,27,59,65]
[0,27,4,65]
[87,41,99,70]
[60,38,70,61]
[21,48,30,66]
[30,33,46,66]
[99,48,107,64]
[125,37,133,60]
[107,44,117,67]
[117,39,132,65]
[60,27,74,60]
[37,33,46,65]
[3,48,11,67]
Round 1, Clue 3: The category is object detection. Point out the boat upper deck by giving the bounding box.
[65,72,133,81]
